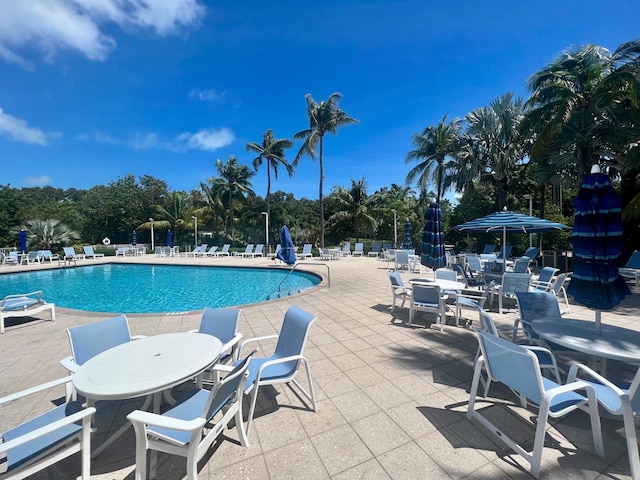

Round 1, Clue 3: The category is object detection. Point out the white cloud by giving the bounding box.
[176,128,235,151]
[77,131,120,144]
[131,128,235,152]
[0,108,49,145]
[189,89,225,102]
[24,175,53,186]
[0,0,206,66]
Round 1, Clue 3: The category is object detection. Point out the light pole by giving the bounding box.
[191,216,198,250]
[149,218,155,251]
[261,212,269,248]
[391,209,397,248]
[523,194,533,248]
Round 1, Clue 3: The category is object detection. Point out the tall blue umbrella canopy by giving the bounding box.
[276,225,296,265]
[452,208,569,261]
[566,169,631,334]
[19,229,27,252]
[132,231,137,246]
[167,230,173,247]
[402,219,413,250]
[421,202,446,270]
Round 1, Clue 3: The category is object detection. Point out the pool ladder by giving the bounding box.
[270,262,330,299]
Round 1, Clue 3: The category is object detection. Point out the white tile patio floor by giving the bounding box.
[1,253,639,479]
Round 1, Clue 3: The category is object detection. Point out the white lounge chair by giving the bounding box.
[82,245,105,259]
[247,244,264,257]
[352,242,364,257]
[299,244,313,259]
[213,244,230,257]
[0,252,19,266]
[63,247,85,262]
[238,244,254,258]
[0,291,55,334]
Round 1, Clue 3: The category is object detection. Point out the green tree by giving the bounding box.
[525,40,640,186]
[246,129,294,219]
[405,115,461,203]
[455,93,526,210]
[326,178,377,243]
[214,156,255,233]
[20,219,80,250]
[294,92,359,247]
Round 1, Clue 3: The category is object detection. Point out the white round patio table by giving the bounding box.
[530,318,640,365]
[73,332,222,401]
[408,278,466,292]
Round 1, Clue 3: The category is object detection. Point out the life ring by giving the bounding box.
[102,237,111,245]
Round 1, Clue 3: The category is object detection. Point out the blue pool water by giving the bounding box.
[0,264,320,313]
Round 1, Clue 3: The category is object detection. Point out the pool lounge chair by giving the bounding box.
[40,250,60,263]
[82,245,104,259]
[247,244,264,257]
[299,244,313,259]
[0,252,19,266]
[1,291,56,334]
[619,250,640,286]
[213,244,230,257]
[368,242,381,258]
[185,244,208,257]
[63,247,85,262]
[238,244,254,258]
[25,251,44,264]
[352,242,364,257]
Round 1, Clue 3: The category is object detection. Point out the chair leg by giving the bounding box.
[245,385,260,436]
[622,405,640,478]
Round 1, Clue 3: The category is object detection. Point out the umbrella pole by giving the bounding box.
[595,310,601,335]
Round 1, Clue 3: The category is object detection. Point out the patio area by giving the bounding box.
[1,254,639,479]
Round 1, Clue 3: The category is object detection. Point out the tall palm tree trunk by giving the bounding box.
[319,137,325,248]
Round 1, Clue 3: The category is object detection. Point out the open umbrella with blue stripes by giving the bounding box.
[132,231,137,246]
[452,208,569,262]
[276,225,296,265]
[567,168,631,334]
[421,202,446,270]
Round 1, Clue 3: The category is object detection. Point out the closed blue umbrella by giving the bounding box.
[402,219,413,250]
[421,202,446,270]
[19,229,27,253]
[132,231,137,246]
[452,208,570,261]
[276,225,296,265]
[167,230,173,247]
[567,168,631,333]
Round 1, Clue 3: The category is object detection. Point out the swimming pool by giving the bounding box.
[0,264,321,313]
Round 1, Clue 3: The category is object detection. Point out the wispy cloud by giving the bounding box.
[77,131,121,144]
[0,0,206,67]
[24,175,52,186]
[0,108,49,145]
[189,89,227,103]
[131,128,235,152]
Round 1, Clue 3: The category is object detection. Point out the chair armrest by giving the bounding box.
[0,407,95,455]
[238,334,278,357]
[495,325,532,343]
[4,291,43,302]
[0,376,73,405]
[255,354,306,380]
[127,409,206,432]
[567,363,626,396]
[59,357,80,374]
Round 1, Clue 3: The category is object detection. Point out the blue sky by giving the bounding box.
[1,0,639,202]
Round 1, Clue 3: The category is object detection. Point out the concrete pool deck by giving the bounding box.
[1,253,639,479]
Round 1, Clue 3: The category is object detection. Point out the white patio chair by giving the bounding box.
[352,242,364,256]
[299,243,313,259]
[127,353,253,480]
[189,307,242,366]
[0,376,95,480]
[567,363,640,479]
[389,271,411,312]
[490,272,531,314]
[235,305,317,435]
[467,329,604,478]
[408,284,448,331]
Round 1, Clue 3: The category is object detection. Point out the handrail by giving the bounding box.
[274,262,330,297]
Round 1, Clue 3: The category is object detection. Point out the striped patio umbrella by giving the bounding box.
[132,231,137,246]
[566,169,631,334]
[452,208,569,261]
[402,219,413,250]
[276,225,296,265]
[421,202,446,270]
[19,229,27,253]
[167,230,173,247]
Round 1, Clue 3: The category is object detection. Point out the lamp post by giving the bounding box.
[149,218,155,251]
[523,194,533,248]
[191,216,198,250]
[261,212,269,248]
[391,209,397,248]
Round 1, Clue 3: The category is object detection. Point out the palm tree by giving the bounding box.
[195,181,227,235]
[326,178,376,243]
[405,115,461,203]
[453,93,526,209]
[294,92,358,247]
[215,156,255,233]
[524,40,640,186]
[20,219,80,250]
[246,129,294,217]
